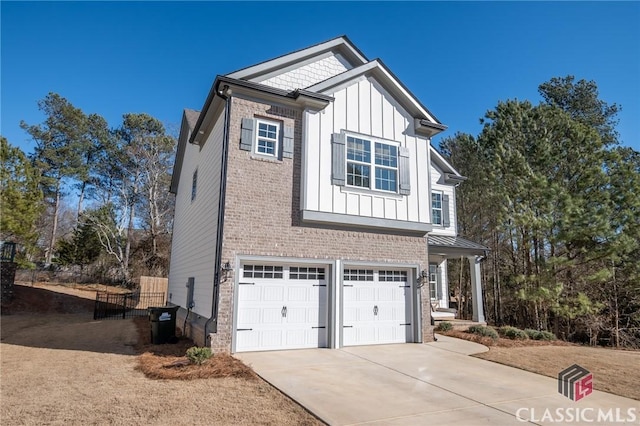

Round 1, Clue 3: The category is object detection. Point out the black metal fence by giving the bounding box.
[94,291,166,320]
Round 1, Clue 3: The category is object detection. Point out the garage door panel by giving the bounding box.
[286,286,309,301]
[237,307,262,325]
[236,264,328,352]
[357,287,376,301]
[343,269,411,347]
[263,286,285,301]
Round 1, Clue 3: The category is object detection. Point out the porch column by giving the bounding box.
[467,256,485,323]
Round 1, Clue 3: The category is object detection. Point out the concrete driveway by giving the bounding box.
[236,336,639,425]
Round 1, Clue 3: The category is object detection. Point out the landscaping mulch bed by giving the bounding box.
[133,317,257,380]
[439,329,572,347]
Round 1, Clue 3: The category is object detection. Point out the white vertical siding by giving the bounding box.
[168,113,225,318]
[303,76,432,225]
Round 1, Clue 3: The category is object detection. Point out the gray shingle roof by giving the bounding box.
[184,109,200,131]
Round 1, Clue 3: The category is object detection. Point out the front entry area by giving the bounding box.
[235,264,329,352]
[342,269,412,346]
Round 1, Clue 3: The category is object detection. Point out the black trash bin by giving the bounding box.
[148,306,179,344]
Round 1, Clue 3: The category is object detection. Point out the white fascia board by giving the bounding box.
[301,209,432,235]
[307,60,438,124]
[430,145,464,178]
[226,37,368,81]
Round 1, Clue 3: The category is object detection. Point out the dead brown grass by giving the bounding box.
[1,283,324,425]
[439,329,640,400]
[475,345,640,401]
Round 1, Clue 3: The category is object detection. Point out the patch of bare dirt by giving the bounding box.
[1,282,96,315]
[0,283,323,425]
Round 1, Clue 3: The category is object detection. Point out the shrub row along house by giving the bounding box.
[168,36,488,353]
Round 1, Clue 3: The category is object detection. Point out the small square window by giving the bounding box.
[255,120,280,157]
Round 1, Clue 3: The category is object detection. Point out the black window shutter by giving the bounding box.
[331,132,346,186]
[398,146,411,195]
[442,194,450,227]
[240,118,254,151]
[283,126,294,158]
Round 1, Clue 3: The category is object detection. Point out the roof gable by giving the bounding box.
[307,59,444,128]
[226,36,368,82]
[430,146,466,183]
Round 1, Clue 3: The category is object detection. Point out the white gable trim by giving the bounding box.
[430,146,465,181]
[307,60,441,127]
[226,36,368,81]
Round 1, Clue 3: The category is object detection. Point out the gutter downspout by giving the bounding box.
[204,84,232,343]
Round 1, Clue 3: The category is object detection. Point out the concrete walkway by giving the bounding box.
[236,337,639,425]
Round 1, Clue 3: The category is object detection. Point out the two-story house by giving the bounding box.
[168,36,487,353]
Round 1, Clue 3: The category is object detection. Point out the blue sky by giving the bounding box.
[2,1,639,155]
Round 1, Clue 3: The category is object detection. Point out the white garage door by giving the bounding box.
[342,269,412,346]
[235,264,328,352]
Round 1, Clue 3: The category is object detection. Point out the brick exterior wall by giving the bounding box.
[208,96,433,352]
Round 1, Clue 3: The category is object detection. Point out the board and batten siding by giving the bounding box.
[168,113,225,318]
[429,163,457,236]
[303,76,430,223]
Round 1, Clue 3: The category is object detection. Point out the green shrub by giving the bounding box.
[186,346,213,365]
[538,331,557,341]
[436,321,453,332]
[499,326,529,340]
[467,325,498,339]
[524,329,557,341]
[524,329,542,339]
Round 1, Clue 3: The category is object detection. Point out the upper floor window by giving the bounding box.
[432,191,442,225]
[346,136,398,192]
[241,117,294,159]
[191,169,198,202]
[255,120,280,157]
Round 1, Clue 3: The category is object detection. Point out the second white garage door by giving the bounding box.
[342,269,412,346]
[235,264,328,352]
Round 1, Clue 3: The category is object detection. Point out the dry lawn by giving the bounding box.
[440,329,640,401]
[0,284,323,425]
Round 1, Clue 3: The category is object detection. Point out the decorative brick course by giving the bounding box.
[207,96,433,352]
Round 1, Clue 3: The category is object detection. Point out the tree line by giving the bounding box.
[440,76,639,348]
[1,93,176,284]
[2,78,638,348]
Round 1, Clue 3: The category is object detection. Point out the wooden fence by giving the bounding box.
[139,276,168,304]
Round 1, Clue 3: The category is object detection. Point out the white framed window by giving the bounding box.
[255,119,280,157]
[346,135,398,192]
[431,191,443,225]
[191,169,198,202]
[429,263,438,300]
